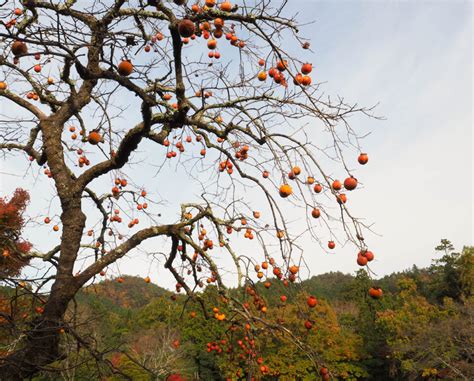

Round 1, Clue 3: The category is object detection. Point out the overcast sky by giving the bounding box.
[301,0,473,274]
[1,0,472,289]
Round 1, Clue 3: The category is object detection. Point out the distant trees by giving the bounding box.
[376,279,474,380]
[255,295,367,380]
[114,328,190,380]
[1,240,467,380]
[2,216,472,379]
[429,239,474,302]
[372,241,474,380]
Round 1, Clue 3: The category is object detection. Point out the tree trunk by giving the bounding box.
[0,202,86,379]
[0,325,58,379]
[0,295,71,380]
[0,274,82,379]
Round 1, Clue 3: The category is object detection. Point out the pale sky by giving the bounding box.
[1,1,472,289]
[301,0,473,275]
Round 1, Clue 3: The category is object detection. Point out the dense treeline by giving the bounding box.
[1,240,473,380]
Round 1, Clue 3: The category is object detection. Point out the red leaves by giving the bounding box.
[0,188,31,277]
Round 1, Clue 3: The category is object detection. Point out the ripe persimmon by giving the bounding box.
[301,63,312,75]
[257,71,267,81]
[307,295,318,308]
[220,1,232,12]
[344,176,358,190]
[276,60,288,71]
[336,193,347,204]
[369,286,383,299]
[301,76,312,86]
[87,131,102,145]
[357,254,368,266]
[358,153,369,165]
[332,179,342,191]
[289,265,299,275]
[279,184,292,198]
[117,60,133,76]
[11,41,27,56]
[207,39,217,49]
[178,19,195,38]
[311,208,320,218]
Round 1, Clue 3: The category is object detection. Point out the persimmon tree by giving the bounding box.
[0,0,378,379]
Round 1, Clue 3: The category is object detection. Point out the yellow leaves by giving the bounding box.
[397,277,418,294]
[422,368,438,377]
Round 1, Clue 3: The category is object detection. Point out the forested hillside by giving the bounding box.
[1,240,472,380]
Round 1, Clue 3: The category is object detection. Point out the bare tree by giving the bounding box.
[128,328,190,378]
[0,0,377,379]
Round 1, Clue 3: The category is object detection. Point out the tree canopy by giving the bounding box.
[0,1,380,379]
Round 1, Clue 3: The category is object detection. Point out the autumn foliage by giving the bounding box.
[0,189,31,278]
[0,241,465,380]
